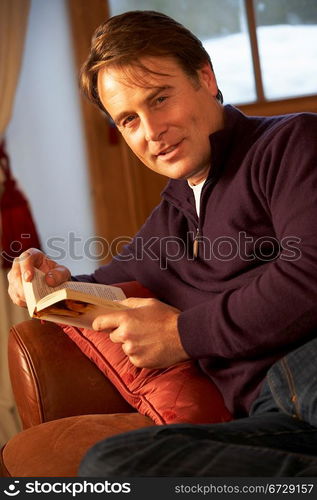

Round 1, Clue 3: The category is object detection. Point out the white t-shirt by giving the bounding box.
[188,179,206,217]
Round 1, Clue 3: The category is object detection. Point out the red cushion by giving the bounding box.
[61,281,232,425]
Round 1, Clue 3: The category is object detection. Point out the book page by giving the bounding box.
[22,277,37,317]
[23,269,126,316]
[63,280,126,301]
[25,269,62,302]
[30,269,126,300]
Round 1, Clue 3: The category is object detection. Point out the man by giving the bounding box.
[8,11,317,475]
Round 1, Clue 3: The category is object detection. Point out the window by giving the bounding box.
[108,0,317,106]
[255,0,317,99]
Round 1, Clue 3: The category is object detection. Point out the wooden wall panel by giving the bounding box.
[67,0,166,263]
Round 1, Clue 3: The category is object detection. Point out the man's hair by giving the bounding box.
[80,10,223,112]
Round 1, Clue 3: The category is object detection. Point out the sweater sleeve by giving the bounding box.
[179,114,317,360]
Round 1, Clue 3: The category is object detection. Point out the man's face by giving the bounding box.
[97,56,224,185]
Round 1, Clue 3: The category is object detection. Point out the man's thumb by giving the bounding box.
[45,266,70,286]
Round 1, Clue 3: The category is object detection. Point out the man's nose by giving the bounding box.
[143,115,167,142]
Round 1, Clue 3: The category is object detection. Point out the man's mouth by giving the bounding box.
[158,145,178,156]
[155,140,183,158]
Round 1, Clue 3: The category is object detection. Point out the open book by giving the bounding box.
[23,268,127,329]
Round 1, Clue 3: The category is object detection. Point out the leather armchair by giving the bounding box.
[0,280,231,477]
[0,319,154,477]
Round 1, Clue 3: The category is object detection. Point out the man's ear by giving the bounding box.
[198,63,219,98]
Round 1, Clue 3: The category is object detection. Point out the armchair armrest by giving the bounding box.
[9,319,134,429]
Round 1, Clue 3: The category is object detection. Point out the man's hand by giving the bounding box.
[7,247,71,307]
[92,297,190,369]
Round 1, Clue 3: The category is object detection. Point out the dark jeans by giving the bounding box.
[78,338,317,477]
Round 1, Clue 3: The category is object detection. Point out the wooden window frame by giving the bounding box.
[241,0,317,115]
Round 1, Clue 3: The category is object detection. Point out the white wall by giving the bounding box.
[6,0,96,275]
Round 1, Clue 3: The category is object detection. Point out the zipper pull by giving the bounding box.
[193,228,200,258]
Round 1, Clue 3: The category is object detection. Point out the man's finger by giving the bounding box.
[92,311,123,332]
[119,297,156,308]
[18,248,44,281]
[9,251,35,282]
[109,329,124,344]
[45,266,71,286]
[14,297,27,308]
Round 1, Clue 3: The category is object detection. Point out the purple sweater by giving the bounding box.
[76,105,317,417]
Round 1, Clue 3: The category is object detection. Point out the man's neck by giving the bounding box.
[188,103,225,186]
[187,168,210,186]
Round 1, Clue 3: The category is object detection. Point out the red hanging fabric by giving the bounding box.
[108,118,120,145]
[0,140,41,268]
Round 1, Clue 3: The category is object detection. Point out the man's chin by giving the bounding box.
[154,164,194,180]
[142,157,198,180]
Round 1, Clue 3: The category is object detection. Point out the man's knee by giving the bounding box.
[79,440,114,477]
[266,337,317,427]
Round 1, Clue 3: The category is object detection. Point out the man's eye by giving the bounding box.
[123,115,136,127]
[156,96,168,104]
